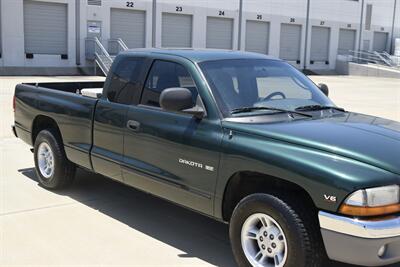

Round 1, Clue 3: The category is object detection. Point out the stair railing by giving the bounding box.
[108,38,129,55]
[85,37,114,75]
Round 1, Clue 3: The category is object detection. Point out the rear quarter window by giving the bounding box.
[105,57,145,105]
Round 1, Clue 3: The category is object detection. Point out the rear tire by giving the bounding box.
[34,129,76,189]
[229,193,326,267]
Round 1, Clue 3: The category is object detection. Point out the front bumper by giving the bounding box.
[319,211,400,266]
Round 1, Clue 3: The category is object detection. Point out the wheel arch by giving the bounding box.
[31,115,63,145]
[221,171,317,222]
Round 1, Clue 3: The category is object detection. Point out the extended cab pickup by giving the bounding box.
[13,49,400,267]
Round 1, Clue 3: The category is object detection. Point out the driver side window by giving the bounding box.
[141,60,198,107]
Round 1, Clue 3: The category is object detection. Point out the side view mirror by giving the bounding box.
[160,87,205,119]
[318,83,329,97]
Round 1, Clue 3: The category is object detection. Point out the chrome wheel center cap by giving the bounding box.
[256,226,284,258]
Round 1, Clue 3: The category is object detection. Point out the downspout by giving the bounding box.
[237,0,243,50]
[152,0,157,47]
[75,0,80,65]
[358,0,365,51]
[303,0,311,70]
[390,0,397,53]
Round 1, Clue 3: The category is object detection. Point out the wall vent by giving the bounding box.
[88,0,102,6]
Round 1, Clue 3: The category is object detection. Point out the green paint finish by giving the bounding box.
[14,50,400,222]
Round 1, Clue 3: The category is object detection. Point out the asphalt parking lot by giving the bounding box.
[1,76,399,267]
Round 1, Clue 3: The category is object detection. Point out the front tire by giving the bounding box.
[34,129,76,189]
[229,193,325,267]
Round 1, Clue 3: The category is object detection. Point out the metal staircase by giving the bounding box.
[343,50,400,70]
[381,52,400,68]
[108,38,129,55]
[85,37,129,75]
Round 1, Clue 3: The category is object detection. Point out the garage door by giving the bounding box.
[279,24,302,62]
[161,13,192,48]
[206,17,233,49]
[310,26,330,63]
[111,8,146,49]
[338,29,356,55]
[373,32,388,52]
[245,20,270,54]
[23,0,68,55]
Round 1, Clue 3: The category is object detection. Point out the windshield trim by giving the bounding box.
[194,61,224,120]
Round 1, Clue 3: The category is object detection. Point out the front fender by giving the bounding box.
[213,130,399,219]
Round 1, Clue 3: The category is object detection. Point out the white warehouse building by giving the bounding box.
[0,0,399,75]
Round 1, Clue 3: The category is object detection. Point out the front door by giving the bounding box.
[122,59,223,215]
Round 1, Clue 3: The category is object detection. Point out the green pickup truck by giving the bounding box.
[13,49,400,267]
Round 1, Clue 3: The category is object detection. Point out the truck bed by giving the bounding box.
[23,81,105,94]
[14,81,105,170]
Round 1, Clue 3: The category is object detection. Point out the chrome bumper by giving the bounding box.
[319,211,400,266]
[319,211,400,239]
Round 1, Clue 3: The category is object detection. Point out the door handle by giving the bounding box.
[127,120,140,132]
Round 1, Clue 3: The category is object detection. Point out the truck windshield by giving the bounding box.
[199,59,335,117]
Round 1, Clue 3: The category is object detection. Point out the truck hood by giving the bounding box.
[223,112,400,175]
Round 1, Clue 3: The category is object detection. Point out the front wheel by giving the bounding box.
[34,129,76,189]
[229,193,326,267]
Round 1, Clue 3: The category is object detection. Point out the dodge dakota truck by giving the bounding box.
[13,49,400,267]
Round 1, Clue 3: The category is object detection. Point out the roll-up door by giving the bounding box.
[373,32,388,52]
[161,13,192,48]
[338,29,356,55]
[206,17,233,49]
[111,8,146,49]
[245,20,269,54]
[23,0,68,55]
[279,24,302,62]
[310,26,330,63]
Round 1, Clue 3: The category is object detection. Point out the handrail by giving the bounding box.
[382,51,391,58]
[374,51,393,67]
[117,38,129,51]
[108,38,129,55]
[93,37,113,62]
[95,59,109,76]
[85,37,114,75]
[346,50,392,66]
[338,49,400,70]
[382,52,400,67]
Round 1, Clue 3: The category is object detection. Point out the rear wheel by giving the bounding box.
[229,193,326,267]
[34,129,76,189]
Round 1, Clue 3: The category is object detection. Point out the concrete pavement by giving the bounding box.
[1,76,399,267]
[311,75,400,122]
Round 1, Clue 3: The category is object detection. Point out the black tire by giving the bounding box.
[34,129,76,189]
[229,193,326,267]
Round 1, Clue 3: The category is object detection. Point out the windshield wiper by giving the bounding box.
[231,106,312,118]
[295,105,345,112]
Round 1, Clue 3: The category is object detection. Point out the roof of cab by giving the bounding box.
[120,48,281,63]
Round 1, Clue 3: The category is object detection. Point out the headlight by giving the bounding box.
[339,185,400,217]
